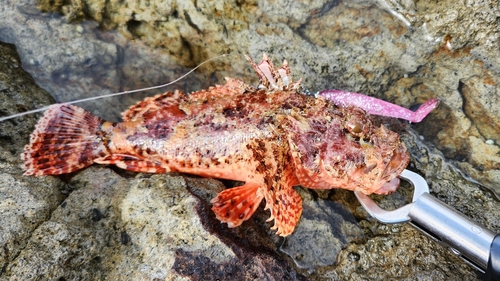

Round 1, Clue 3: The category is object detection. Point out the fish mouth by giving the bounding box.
[350,125,410,195]
[367,141,410,195]
[372,176,401,195]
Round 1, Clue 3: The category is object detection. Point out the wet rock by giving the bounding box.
[402,132,500,234]
[0,41,64,276]
[0,0,211,121]
[30,0,500,196]
[460,78,500,143]
[1,0,500,280]
[3,166,128,280]
[3,166,305,280]
[104,174,237,280]
[333,225,478,280]
[0,0,120,119]
[280,188,364,269]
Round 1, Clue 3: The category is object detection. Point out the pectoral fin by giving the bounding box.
[211,183,264,228]
[264,185,302,237]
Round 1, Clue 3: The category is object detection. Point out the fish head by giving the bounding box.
[290,105,410,195]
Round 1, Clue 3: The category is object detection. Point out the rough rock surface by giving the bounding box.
[1,0,214,121]
[23,0,500,196]
[0,41,65,276]
[1,0,500,280]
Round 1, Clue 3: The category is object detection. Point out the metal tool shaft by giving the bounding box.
[408,193,495,271]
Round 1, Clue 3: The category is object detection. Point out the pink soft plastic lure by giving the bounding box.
[319,90,439,123]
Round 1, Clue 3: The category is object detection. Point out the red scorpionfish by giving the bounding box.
[22,54,435,236]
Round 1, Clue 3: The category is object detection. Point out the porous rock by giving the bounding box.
[1,0,500,280]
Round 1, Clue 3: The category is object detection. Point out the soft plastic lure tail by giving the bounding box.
[319,89,439,123]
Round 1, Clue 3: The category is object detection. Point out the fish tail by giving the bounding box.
[22,104,109,176]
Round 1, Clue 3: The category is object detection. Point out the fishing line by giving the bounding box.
[0,53,231,122]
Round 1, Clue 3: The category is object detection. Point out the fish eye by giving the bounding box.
[345,111,371,138]
[346,120,366,137]
[348,122,363,134]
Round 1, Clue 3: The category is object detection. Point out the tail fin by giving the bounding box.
[22,104,108,176]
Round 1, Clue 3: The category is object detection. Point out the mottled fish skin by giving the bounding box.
[22,54,410,236]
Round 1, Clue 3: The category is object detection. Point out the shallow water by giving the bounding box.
[1,2,233,121]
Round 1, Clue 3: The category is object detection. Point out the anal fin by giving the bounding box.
[211,183,264,228]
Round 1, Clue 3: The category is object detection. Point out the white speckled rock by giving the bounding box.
[108,175,236,279]
[0,41,64,275]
